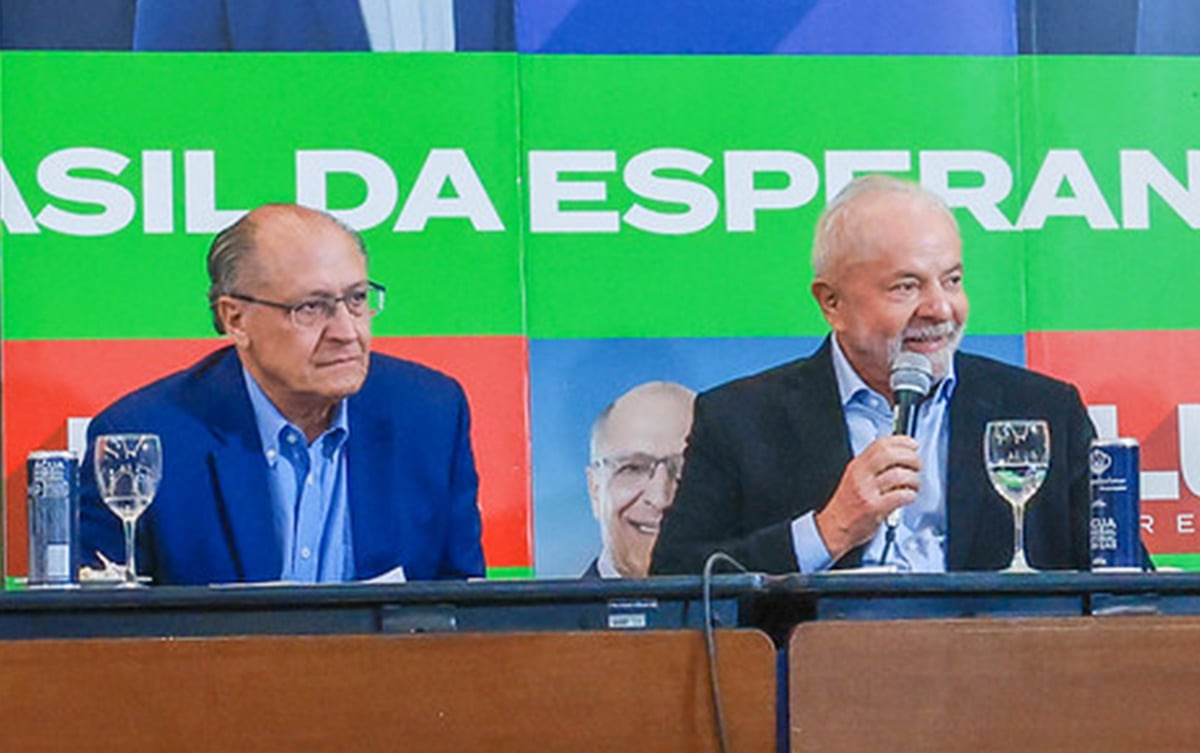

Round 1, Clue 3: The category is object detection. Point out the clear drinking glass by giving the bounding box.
[984,420,1050,573]
[93,434,162,586]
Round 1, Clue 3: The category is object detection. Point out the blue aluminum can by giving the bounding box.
[1089,438,1141,570]
[26,451,80,587]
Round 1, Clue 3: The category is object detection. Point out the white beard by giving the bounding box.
[888,320,965,381]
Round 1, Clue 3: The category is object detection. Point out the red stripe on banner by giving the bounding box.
[1028,330,1200,555]
[372,336,531,570]
[3,337,531,576]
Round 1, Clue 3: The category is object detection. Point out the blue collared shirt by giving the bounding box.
[243,368,354,582]
[790,337,956,572]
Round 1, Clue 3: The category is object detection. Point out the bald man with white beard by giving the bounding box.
[651,175,1095,576]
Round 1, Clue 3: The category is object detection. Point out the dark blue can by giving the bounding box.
[1089,438,1141,570]
[26,451,80,587]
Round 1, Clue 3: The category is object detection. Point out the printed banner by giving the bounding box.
[2,53,1198,576]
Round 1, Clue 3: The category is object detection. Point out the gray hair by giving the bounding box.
[206,205,367,334]
[811,175,957,278]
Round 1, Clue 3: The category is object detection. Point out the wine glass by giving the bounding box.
[94,434,162,586]
[984,420,1050,573]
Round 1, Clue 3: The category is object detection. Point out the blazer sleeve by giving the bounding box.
[650,391,804,576]
[1065,383,1097,569]
[133,0,231,50]
[439,381,486,579]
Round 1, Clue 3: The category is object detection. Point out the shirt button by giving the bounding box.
[301,547,312,559]
[286,433,297,444]
[306,474,314,486]
[266,449,276,460]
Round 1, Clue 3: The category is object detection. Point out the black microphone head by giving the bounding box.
[890,351,933,398]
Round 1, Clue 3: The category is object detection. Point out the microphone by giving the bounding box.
[886,352,933,528]
[891,351,934,436]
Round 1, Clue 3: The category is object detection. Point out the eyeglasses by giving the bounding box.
[592,453,684,491]
[228,281,386,328]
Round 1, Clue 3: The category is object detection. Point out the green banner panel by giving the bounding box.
[1,52,523,339]
[5,54,1196,341]
[3,53,1200,575]
[519,55,1026,338]
[1018,57,1200,332]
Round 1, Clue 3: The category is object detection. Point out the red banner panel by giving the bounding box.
[3,336,530,575]
[1028,330,1200,555]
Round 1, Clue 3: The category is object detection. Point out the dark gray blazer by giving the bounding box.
[651,339,1094,574]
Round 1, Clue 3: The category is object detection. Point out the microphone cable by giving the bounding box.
[701,551,750,753]
[879,523,898,566]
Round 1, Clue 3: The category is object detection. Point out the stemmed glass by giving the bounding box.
[94,434,162,586]
[984,420,1050,573]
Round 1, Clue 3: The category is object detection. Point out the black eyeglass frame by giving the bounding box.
[227,281,386,327]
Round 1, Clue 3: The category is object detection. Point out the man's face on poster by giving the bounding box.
[587,385,694,578]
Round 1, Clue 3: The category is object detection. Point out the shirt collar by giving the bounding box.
[242,366,350,466]
[596,549,622,579]
[830,335,878,408]
[934,359,958,402]
[829,335,958,408]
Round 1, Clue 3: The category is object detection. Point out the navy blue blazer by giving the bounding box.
[132,0,514,51]
[80,346,485,584]
[134,0,370,50]
[581,556,602,579]
[651,339,1095,575]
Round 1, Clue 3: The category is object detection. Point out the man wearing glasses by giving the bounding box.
[584,381,695,578]
[80,203,484,585]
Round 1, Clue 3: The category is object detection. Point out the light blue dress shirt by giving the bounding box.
[790,337,956,572]
[358,0,455,51]
[243,368,354,582]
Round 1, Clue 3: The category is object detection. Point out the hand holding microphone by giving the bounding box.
[812,352,933,562]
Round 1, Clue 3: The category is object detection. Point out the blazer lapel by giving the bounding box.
[190,350,281,581]
[945,354,1008,570]
[347,388,401,580]
[210,441,280,581]
[783,340,862,568]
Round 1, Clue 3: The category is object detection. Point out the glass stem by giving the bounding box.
[1012,503,1028,569]
[123,518,137,584]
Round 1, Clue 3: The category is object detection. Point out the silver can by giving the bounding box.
[26,451,80,587]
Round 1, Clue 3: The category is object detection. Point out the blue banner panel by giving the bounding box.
[529,335,1024,577]
[518,0,1017,54]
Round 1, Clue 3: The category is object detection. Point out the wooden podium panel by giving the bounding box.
[790,616,1200,753]
[0,629,775,753]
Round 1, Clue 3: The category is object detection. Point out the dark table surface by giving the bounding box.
[1,570,1196,640]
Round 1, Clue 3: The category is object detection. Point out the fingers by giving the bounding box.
[814,436,923,561]
[858,435,920,475]
[875,464,920,498]
[847,439,920,502]
[862,438,921,492]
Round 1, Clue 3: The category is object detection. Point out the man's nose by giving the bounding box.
[641,464,676,510]
[917,284,954,320]
[322,299,361,338]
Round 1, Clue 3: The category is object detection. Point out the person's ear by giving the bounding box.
[218,298,251,347]
[811,279,841,326]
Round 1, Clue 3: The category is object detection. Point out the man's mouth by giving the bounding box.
[902,323,959,351]
[316,354,364,368]
[625,518,661,536]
